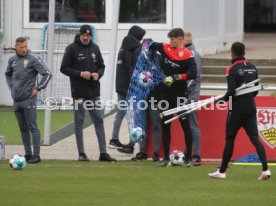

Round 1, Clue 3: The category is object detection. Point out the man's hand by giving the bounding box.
[163,75,180,87]
[163,76,175,87]
[91,72,99,81]
[81,71,91,80]
[29,88,38,98]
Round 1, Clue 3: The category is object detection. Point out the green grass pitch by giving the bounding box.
[0,160,274,206]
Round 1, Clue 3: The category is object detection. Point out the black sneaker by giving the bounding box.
[108,139,125,149]
[24,154,32,161]
[152,153,160,161]
[117,144,134,154]
[192,155,201,166]
[99,153,117,162]
[131,152,147,161]
[184,158,192,167]
[78,153,89,161]
[159,159,169,167]
[27,155,41,164]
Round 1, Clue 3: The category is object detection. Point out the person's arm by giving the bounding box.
[5,58,13,90]
[185,57,197,80]
[163,57,197,87]
[253,66,259,97]
[60,45,83,78]
[32,55,52,91]
[150,42,164,53]
[220,68,236,102]
[95,45,105,79]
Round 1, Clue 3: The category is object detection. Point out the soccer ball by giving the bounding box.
[130,127,144,143]
[138,71,153,87]
[9,155,27,170]
[169,150,185,166]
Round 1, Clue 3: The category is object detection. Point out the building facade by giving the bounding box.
[0,0,244,106]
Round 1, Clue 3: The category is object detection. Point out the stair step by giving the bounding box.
[203,58,276,66]
[201,74,276,84]
[202,65,276,75]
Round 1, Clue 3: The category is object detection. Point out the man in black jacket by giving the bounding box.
[208,42,271,180]
[60,24,116,162]
[108,25,146,154]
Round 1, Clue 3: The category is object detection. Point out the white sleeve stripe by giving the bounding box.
[187,80,193,88]
[38,70,51,89]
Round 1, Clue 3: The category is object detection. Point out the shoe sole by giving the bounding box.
[259,175,271,180]
[108,145,122,149]
[132,158,147,161]
[193,162,202,166]
[27,160,41,164]
[208,175,226,179]
[117,150,134,154]
[99,160,116,162]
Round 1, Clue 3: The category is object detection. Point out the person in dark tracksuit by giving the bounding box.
[184,32,202,165]
[60,25,116,162]
[208,42,271,180]
[108,25,146,154]
[5,37,52,163]
[150,28,197,167]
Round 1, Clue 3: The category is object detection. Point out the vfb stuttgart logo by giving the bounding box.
[257,108,276,149]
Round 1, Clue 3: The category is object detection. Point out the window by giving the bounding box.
[24,0,109,28]
[24,0,171,29]
[119,0,166,23]
[29,0,105,23]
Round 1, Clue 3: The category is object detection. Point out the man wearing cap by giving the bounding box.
[60,24,116,162]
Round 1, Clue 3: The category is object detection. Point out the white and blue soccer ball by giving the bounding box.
[138,71,153,87]
[169,150,185,166]
[9,155,27,170]
[130,127,144,143]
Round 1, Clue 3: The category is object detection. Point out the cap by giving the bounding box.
[79,25,92,36]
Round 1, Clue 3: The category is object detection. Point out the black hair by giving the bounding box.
[231,42,245,57]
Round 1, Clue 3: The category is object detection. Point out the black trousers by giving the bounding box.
[159,94,193,161]
[220,110,268,173]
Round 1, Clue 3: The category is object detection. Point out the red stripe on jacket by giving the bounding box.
[163,43,194,61]
[226,60,248,76]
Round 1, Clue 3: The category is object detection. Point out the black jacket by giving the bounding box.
[150,42,197,97]
[60,34,105,98]
[115,26,146,96]
[222,57,258,114]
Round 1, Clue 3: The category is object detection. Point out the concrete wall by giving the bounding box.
[0,0,244,106]
[183,0,244,54]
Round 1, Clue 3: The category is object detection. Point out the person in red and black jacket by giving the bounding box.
[208,42,271,180]
[149,28,197,167]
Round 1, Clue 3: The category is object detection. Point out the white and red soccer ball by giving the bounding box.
[169,150,185,166]
[138,71,153,87]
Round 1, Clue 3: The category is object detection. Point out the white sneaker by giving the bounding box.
[258,169,271,180]
[208,170,226,179]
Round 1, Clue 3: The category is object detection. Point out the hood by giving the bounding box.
[121,35,141,51]
[74,34,93,47]
[128,25,146,41]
